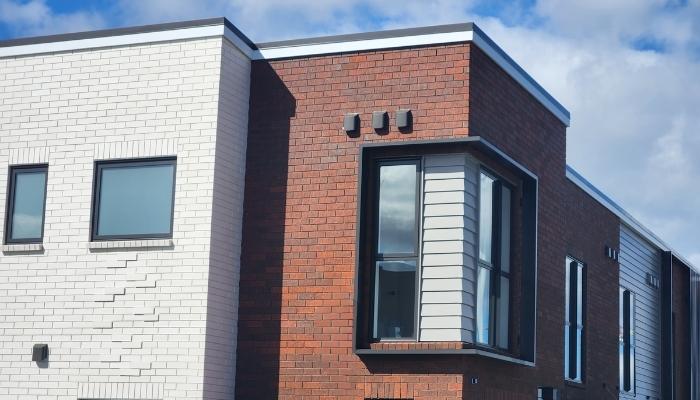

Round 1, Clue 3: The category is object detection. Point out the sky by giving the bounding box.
[0,0,698,266]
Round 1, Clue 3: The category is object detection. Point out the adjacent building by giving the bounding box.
[0,17,697,400]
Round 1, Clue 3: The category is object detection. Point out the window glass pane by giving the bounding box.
[97,163,174,237]
[565,258,572,323]
[10,170,47,240]
[377,163,417,254]
[479,173,494,262]
[629,292,635,391]
[565,325,571,378]
[576,328,583,381]
[619,288,625,389]
[497,276,509,349]
[476,266,491,344]
[500,185,511,273]
[374,260,416,339]
[576,265,583,325]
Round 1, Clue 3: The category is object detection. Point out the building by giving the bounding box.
[0,17,697,400]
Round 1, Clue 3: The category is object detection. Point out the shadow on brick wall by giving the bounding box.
[235,61,295,399]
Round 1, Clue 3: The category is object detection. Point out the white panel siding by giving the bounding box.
[419,154,478,343]
[619,224,662,400]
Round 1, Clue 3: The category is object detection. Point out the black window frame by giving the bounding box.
[564,256,586,383]
[4,164,49,244]
[353,139,539,363]
[369,157,422,341]
[90,157,177,241]
[620,287,636,394]
[476,167,514,350]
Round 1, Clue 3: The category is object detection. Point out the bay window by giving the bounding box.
[476,170,512,349]
[356,140,537,361]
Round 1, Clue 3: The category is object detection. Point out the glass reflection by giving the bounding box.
[374,260,416,339]
[10,170,47,240]
[497,276,509,349]
[97,163,174,236]
[476,266,491,344]
[377,163,417,254]
[479,173,494,262]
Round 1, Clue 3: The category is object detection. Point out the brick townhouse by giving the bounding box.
[0,17,697,400]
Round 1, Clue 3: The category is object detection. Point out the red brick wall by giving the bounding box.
[237,41,618,399]
[468,45,620,398]
[469,44,566,393]
[238,44,471,400]
[561,181,621,399]
[673,260,690,399]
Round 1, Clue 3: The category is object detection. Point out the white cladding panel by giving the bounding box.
[419,154,478,342]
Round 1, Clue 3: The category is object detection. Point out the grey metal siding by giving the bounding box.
[620,224,662,399]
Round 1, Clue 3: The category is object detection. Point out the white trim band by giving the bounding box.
[0,25,227,58]
[251,30,474,60]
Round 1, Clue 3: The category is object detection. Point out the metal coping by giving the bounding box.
[0,17,257,50]
[0,18,570,124]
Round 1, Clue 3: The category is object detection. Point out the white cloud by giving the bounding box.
[474,11,700,265]
[690,253,700,268]
[0,0,697,264]
[113,0,476,41]
[0,0,106,36]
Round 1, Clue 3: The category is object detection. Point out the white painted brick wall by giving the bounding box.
[201,40,250,400]
[0,35,250,400]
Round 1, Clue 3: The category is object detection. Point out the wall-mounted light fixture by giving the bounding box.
[344,113,360,136]
[32,344,48,362]
[396,109,413,131]
[605,245,619,262]
[372,111,388,131]
[647,272,660,289]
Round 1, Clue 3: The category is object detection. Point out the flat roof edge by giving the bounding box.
[254,23,570,126]
[0,19,570,126]
[565,165,698,273]
[256,22,476,49]
[0,17,256,50]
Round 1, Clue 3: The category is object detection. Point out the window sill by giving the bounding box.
[87,239,174,251]
[2,243,44,254]
[564,380,585,389]
[356,344,534,367]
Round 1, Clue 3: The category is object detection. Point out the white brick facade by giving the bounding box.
[0,31,250,400]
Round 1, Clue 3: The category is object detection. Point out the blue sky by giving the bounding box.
[1,0,699,265]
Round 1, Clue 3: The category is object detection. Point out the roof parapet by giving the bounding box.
[0,18,570,126]
[566,165,698,273]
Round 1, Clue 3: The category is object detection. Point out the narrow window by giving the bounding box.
[620,288,636,393]
[564,257,585,382]
[476,170,512,349]
[92,158,176,240]
[5,165,48,244]
[372,160,420,340]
